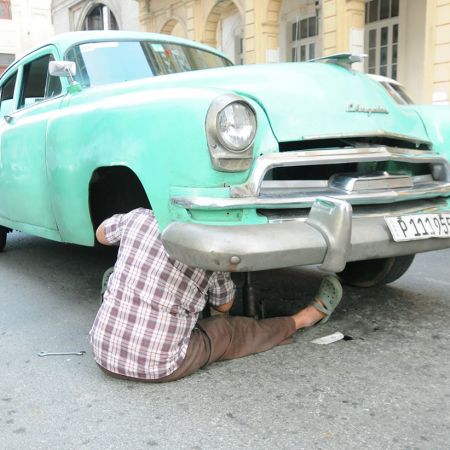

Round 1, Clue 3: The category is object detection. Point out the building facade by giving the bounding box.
[0,0,54,74]
[51,0,140,34]
[136,0,450,105]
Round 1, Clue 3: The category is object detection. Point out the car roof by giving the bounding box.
[1,31,231,77]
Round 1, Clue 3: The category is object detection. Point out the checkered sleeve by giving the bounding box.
[208,272,235,306]
[102,210,140,245]
[102,213,126,244]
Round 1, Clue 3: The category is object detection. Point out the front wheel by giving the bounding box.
[0,226,9,252]
[338,255,415,288]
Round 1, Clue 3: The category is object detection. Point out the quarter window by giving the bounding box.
[289,15,319,62]
[0,71,17,116]
[19,54,62,109]
[365,0,400,79]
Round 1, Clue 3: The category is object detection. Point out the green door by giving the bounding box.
[0,48,63,233]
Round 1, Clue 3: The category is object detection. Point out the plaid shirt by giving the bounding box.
[89,208,235,380]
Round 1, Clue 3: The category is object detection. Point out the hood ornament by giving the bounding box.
[346,103,389,115]
[310,53,367,69]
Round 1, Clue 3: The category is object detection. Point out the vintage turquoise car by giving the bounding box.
[1,31,450,290]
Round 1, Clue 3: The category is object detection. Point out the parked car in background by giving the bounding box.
[369,73,415,105]
[1,31,450,290]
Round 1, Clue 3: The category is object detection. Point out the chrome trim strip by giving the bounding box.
[230,146,449,197]
[298,130,432,147]
[261,200,450,223]
[172,182,450,210]
[261,180,329,189]
[329,172,413,191]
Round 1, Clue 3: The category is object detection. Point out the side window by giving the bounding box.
[0,71,17,116]
[19,54,62,109]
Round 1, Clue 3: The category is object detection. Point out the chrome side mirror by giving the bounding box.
[49,61,80,92]
[49,61,76,80]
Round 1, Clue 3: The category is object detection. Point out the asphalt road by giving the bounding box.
[1,231,450,450]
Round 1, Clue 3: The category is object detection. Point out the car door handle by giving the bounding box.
[4,115,14,124]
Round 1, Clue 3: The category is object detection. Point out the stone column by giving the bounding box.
[185,0,201,41]
[244,0,282,64]
[243,0,256,63]
[322,0,365,55]
[322,0,338,55]
[137,0,152,31]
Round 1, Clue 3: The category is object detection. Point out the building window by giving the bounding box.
[83,4,119,30]
[0,53,14,75]
[0,0,12,20]
[365,0,400,79]
[289,15,319,62]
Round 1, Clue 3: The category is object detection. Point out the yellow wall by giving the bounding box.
[137,0,450,104]
[430,0,450,103]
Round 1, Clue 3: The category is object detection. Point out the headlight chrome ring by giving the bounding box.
[206,94,257,172]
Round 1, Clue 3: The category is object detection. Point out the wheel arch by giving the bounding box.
[88,165,151,235]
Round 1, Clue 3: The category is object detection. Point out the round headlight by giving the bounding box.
[216,101,257,152]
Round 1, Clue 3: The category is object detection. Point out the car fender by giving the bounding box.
[46,86,274,245]
[411,105,450,158]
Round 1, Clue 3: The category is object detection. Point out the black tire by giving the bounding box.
[338,254,415,288]
[0,226,9,252]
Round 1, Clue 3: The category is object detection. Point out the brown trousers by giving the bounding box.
[100,315,297,383]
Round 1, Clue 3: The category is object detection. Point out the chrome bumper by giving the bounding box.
[162,197,450,272]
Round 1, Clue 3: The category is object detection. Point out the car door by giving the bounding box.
[0,46,65,233]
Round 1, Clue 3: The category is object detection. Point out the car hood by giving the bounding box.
[140,62,430,145]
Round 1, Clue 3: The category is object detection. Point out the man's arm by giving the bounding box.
[95,211,133,246]
[96,223,110,245]
[208,272,235,313]
[211,298,234,314]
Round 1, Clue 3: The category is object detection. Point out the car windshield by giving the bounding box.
[65,40,232,88]
[381,81,414,105]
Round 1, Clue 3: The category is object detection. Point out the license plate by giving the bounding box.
[385,214,450,242]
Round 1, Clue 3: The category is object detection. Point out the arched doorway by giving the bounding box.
[160,18,187,38]
[204,1,244,64]
[82,3,119,30]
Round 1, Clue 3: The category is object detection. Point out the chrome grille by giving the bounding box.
[170,144,450,219]
[230,146,449,200]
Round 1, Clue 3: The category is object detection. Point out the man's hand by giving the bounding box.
[212,299,234,314]
[96,223,109,245]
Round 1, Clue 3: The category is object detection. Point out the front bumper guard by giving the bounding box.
[305,197,351,272]
[161,196,450,272]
